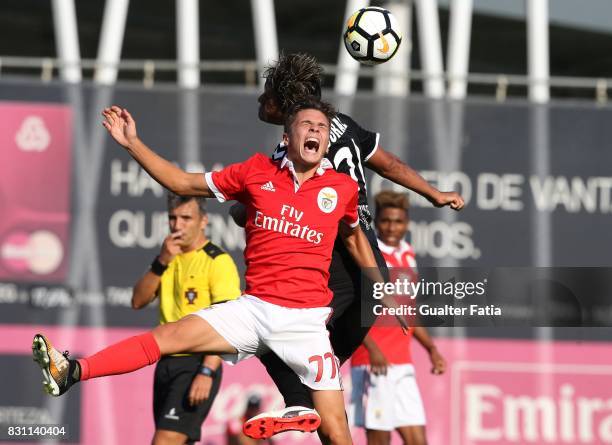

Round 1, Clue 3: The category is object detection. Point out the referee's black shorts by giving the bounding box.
[153,354,222,442]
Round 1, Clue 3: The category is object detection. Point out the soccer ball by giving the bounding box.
[343,7,402,66]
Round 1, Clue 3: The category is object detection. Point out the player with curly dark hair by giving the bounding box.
[259,52,323,120]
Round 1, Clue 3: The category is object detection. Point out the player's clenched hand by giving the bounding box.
[102,105,139,149]
[159,231,183,265]
[430,347,446,375]
[432,191,465,211]
[188,374,213,406]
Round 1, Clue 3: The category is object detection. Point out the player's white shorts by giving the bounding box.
[350,364,426,430]
[193,294,340,390]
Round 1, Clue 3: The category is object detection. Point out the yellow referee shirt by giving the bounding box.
[158,241,241,325]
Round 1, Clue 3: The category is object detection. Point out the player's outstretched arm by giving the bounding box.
[102,105,213,197]
[366,147,465,210]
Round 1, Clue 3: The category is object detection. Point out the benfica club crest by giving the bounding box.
[317,187,338,213]
[185,288,198,305]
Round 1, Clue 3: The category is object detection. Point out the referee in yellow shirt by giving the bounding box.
[132,193,241,445]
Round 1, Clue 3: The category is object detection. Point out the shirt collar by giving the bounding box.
[377,239,410,255]
[279,152,334,177]
[377,239,396,255]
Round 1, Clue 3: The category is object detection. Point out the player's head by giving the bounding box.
[283,98,335,170]
[167,193,208,249]
[258,52,323,125]
[375,190,409,247]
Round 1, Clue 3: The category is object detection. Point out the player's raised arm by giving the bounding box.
[102,105,212,197]
[366,147,465,210]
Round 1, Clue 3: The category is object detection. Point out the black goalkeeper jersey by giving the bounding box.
[273,112,380,234]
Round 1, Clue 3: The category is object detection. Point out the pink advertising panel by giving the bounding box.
[1,326,611,445]
[0,102,72,283]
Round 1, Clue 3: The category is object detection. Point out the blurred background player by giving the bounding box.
[226,394,274,445]
[350,191,446,445]
[132,193,241,445]
[238,53,463,438]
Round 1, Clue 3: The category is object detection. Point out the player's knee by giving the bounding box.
[404,438,427,445]
[402,430,427,445]
[318,415,352,445]
[409,435,427,445]
[152,323,180,354]
[152,429,189,445]
[320,430,352,445]
[367,429,391,445]
[152,318,201,355]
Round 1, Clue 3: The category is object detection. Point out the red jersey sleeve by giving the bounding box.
[342,181,360,228]
[204,154,258,202]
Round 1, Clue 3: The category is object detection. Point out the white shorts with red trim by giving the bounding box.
[193,294,341,390]
[350,364,426,430]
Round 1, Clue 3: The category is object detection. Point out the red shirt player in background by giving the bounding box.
[350,191,446,445]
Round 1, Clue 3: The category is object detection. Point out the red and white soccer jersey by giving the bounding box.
[351,239,418,366]
[378,239,418,274]
[350,239,426,428]
[205,153,359,308]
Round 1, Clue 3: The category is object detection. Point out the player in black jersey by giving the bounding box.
[236,53,464,440]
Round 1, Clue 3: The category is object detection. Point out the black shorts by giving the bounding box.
[327,230,389,361]
[153,354,222,442]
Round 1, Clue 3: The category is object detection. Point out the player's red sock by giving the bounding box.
[77,332,161,381]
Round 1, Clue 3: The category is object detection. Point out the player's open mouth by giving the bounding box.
[304,137,320,153]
